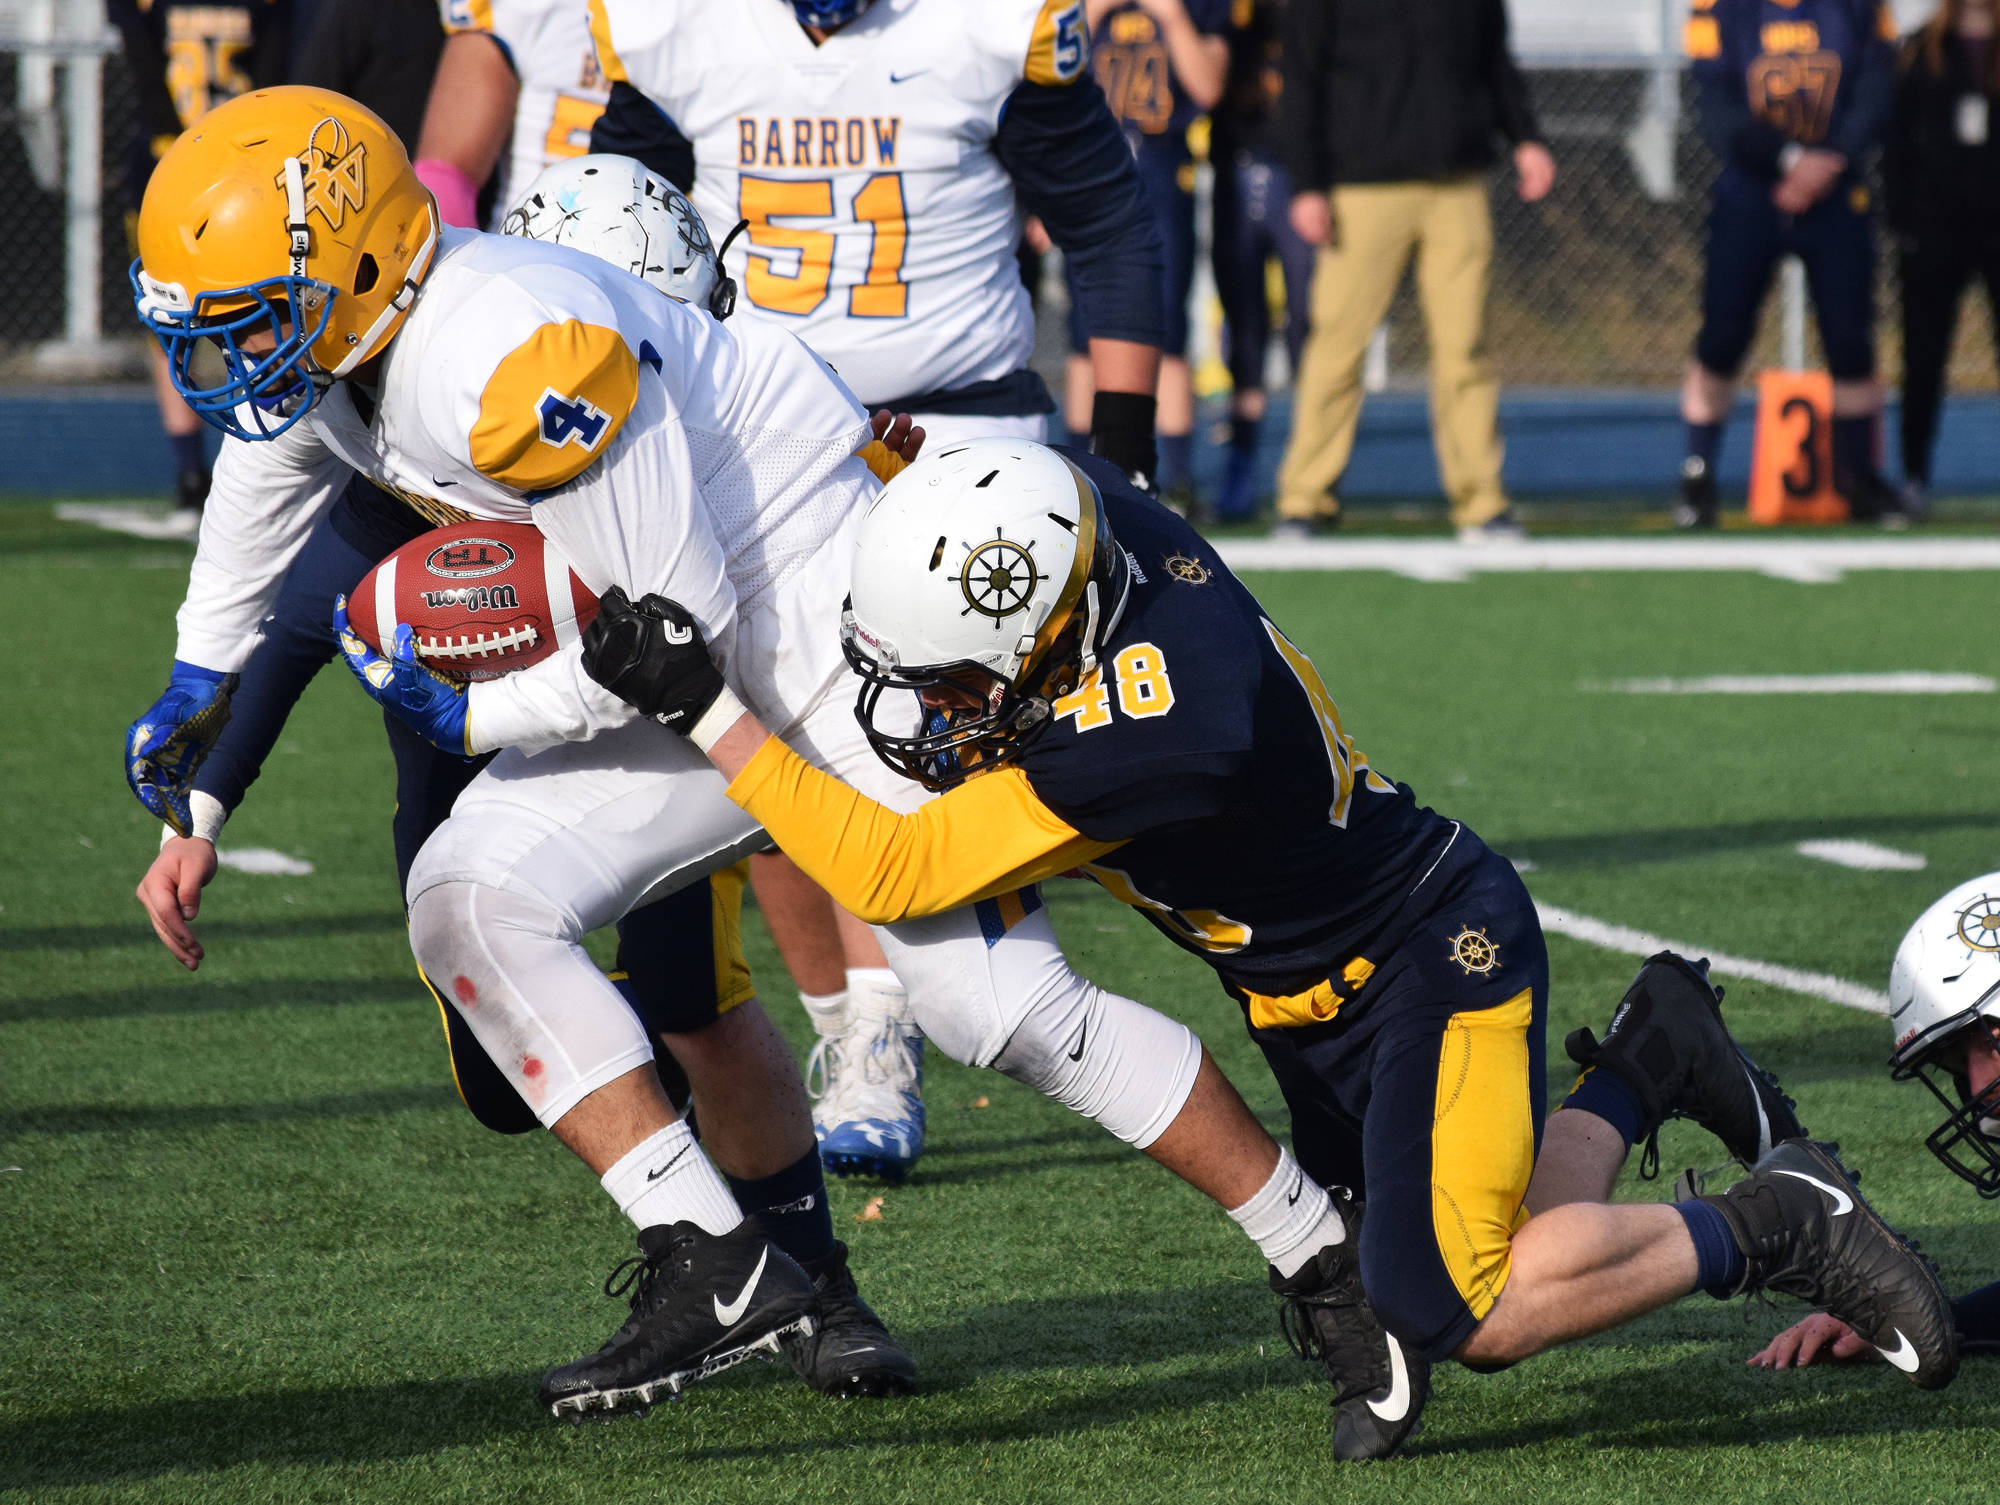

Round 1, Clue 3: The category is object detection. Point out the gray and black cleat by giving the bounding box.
[1700,1138,1959,1391]
[1271,1194,1429,1461]
[782,1239,917,1397]
[1567,950,1805,1172]
[539,1220,816,1419]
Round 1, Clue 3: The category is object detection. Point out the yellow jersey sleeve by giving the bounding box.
[585,0,629,84]
[1024,0,1090,87]
[469,319,639,493]
[726,735,1122,924]
[441,0,495,36]
[855,439,909,484]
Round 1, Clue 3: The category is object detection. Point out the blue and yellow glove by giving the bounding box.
[334,594,473,756]
[126,662,239,836]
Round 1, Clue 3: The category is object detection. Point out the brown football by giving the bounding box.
[349,523,599,681]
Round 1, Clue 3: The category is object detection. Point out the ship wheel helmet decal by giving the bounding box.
[958,530,1041,623]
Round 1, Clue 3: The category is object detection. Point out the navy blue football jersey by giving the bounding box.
[1089,0,1234,143]
[1016,450,1475,1002]
[1688,0,1896,150]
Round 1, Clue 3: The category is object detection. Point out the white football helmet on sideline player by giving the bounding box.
[1890,872,2000,1197]
[502,153,738,319]
[842,439,1132,792]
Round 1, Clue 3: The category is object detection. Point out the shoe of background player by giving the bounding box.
[781,1239,918,1398]
[539,1220,817,1418]
[816,992,926,1182]
[174,465,211,513]
[1898,477,1931,524]
[1696,1138,1959,1390]
[1566,950,1804,1175]
[1269,510,1339,541]
[1161,481,1199,519]
[1840,470,1903,527]
[1272,1194,1430,1462]
[1672,456,1719,529]
[1456,509,1527,545]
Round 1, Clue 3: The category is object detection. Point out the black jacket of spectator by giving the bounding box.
[1884,30,2000,241]
[1279,0,1542,190]
[291,0,444,153]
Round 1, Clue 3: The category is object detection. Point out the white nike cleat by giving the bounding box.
[538,1221,816,1418]
[1697,1138,1960,1390]
[1271,1190,1430,1461]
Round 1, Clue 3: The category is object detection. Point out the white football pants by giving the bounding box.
[404,593,1199,1144]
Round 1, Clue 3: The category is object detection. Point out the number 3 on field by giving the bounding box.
[738,173,909,318]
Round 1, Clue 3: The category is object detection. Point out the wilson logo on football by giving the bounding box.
[425,539,517,579]
[423,585,520,613]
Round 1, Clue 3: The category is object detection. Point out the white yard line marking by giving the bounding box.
[1585,673,1994,694]
[215,848,315,877]
[1215,535,2000,583]
[1795,840,1927,871]
[53,503,199,541]
[1534,901,1889,1015]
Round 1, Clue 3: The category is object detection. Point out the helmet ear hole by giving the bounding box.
[353,253,379,295]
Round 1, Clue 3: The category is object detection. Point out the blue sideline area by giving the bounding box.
[11,384,2000,501]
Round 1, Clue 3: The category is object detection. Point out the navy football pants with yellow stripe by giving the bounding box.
[1249,845,1548,1361]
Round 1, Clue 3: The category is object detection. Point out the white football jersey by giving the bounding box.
[441,0,610,227]
[179,228,875,753]
[588,0,1090,407]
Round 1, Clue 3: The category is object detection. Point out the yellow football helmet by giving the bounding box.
[131,86,438,439]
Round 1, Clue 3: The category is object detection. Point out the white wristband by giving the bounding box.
[160,790,228,848]
[683,684,748,755]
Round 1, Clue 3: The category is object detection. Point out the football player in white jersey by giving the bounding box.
[413,0,609,228]
[588,0,1172,1166]
[130,86,1350,1417]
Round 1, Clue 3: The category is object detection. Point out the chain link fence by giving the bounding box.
[0,18,1992,396]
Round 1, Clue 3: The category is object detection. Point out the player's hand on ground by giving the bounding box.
[125,667,239,836]
[333,594,473,756]
[137,836,218,971]
[1748,1311,1878,1369]
[870,409,926,464]
[1289,191,1334,248]
[581,586,728,735]
[1515,141,1556,203]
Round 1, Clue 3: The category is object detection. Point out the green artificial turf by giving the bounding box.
[3,503,1998,1503]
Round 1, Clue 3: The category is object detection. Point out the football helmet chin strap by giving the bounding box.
[281,147,439,381]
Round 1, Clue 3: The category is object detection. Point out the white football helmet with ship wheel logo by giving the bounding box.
[1889,872,2000,1196]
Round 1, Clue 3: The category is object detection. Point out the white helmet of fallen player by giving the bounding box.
[841,439,1131,791]
[1889,871,2000,1197]
[501,153,739,318]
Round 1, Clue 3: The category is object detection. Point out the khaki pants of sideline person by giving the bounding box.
[1276,176,1508,528]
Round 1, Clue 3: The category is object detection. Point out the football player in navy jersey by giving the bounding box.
[582,438,1963,1456]
[1678,0,1901,526]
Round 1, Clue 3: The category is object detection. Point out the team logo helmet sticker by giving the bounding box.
[1448,926,1500,976]
[959,532,1040,622]
[1956,892,2000,953]
[282,116,369,232]
[1163,551,1210,585]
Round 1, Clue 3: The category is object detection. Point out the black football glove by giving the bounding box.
[581,586,726,736]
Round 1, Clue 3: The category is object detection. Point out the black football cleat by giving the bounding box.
[1272,1195,1429,1462]
[1672,457,1719,529]
[1698,1139,1959,1390]
[539,1220,816,1419]
[781,1240,917,1398]
[1566,950,1804,1173]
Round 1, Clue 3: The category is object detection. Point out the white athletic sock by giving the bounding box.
[799,987,849,1040]
[1228,1149,1345,1278]
[846,966,911,1027]
[601,1121,742,1237]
